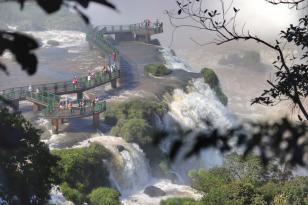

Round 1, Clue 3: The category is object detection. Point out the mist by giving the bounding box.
[85,0,299,49]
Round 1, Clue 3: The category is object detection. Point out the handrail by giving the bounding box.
[0,25,125,119]
[42,101,106,119]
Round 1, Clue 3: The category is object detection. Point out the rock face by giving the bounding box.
[47,40,60,46]
[116,145,125,152]
[144,186,166,197]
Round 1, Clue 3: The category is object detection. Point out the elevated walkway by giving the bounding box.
[88,20,163,43]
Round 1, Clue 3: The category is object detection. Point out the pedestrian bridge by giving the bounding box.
[0,69,120,133]
[89,20,163,43]
[1,20,163,133]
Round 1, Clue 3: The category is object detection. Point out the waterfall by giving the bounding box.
[77,135,152,197]
[161,78,239,182]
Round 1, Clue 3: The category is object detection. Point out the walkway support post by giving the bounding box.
[93,113,100,128]
[33,103,44,112]
[77,92,83,101]
[51,119,59,134]
[111,79,117,89]
[12,100,19,111]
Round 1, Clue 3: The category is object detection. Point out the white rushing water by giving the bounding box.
[159,48,239,182]
[74,135,152,197]
[160,48,194,72]
[38,38,239,204]
[25,30,86,49]
[74,135,201,205]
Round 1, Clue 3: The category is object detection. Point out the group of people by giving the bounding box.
[58,96,99,114]
[138,19,163,30]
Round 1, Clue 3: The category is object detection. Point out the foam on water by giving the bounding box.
[48,186,72,205]
[122,179,202,205]
[160,48,194,72]
[75,135,152,197]
[25,30,86,49]
[159,48,239,182]
[168,78,237,131]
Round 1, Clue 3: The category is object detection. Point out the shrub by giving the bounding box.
[201,68,228,105]
[160,197,198,205]
[60,183,87,204]
[111,118,153,145]
[52,143,111,202]
[88,187,120,205]
[144,64,171,76]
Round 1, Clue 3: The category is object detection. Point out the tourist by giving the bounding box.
[72,76,78,90]
[87,72,91,85]
[28,85,33,92]
[112,52,117,64]
[59,102,64,111]
[91,70,96,81]
[92,98,96,107]
[68,102,73,114]
[36,88,40,94]
[80,99,84,113]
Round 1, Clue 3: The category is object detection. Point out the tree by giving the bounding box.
[164,0,308,168]
[185,152,308,205]
[88,187,120,205]
[52,143,111,204]
[0,109,58,204]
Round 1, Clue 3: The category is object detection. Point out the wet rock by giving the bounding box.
[144,186,166,197]
[116,145,125,152]
[47,40,60,46]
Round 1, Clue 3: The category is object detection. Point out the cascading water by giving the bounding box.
[159,48,239,183]
[75,135,152,197]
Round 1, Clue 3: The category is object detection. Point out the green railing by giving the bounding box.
[25,91,60,106]
[0,69,120,100]
[42,101,106,119]
[86,27,120,57]
[94,22,163,35]
[0,25,124,118]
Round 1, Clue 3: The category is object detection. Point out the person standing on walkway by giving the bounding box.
[87,72,91,86]
[72,76,78,90]
[68,102,73,114]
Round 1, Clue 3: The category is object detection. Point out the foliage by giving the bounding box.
[0,108,58,204]
[201,68,228,105]
[104,100,166,126]
[105,100,165,146]
[185,152,308,205]
[144,64,172,76]
[111,118,153,145]
[88,187,120,205]
[105,100,170,177]
[160,197,199,205]
[60,182,87,205]
[52,143,111,204]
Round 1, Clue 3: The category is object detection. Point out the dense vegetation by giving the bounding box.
[105,100,166,142]
[88,187,120,205]
[161,153,308,205]
[0,109,58,204]
[144,64,172,76]
[52,143,120,204]
[201,68,228,105]
[104,100,171,177]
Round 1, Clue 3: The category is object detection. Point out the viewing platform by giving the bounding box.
[88,20,163,43]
